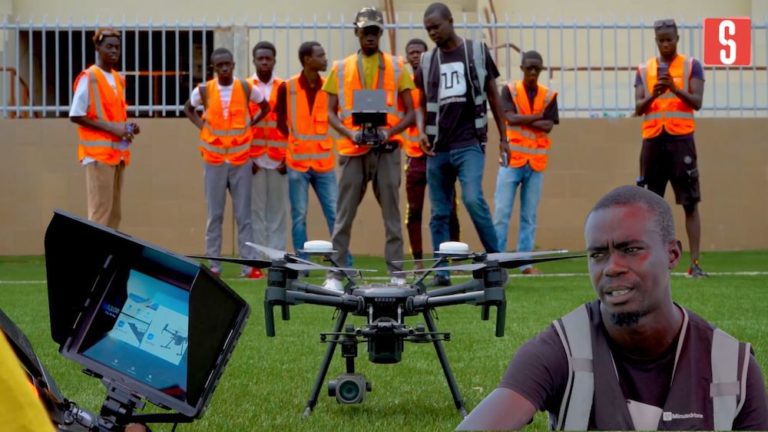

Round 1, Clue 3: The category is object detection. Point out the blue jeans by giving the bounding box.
[493,164,543,262]
[288,167,337,258]
[428,144,499,276]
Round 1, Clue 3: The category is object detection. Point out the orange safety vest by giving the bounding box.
[74,66,130,166]
[334,52,405,156]
[198,78,253,166]
[285,74,335,173]
[639,55,696,139]
[248,76,287,161]
[505,81,556,172]
[402,81,423,158]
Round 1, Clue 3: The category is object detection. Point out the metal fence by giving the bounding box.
[1,15,766,118]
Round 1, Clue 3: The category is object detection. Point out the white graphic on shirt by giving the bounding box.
[438,61,467,102]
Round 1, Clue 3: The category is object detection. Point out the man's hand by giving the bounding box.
[128,122,141,135]
[251,161,260,175]
[277,160,287,175]
[115,125,135,142]
[499,138,509,166]
[654,75,675,96]
[418,133,435,156]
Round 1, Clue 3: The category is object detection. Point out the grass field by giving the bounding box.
[1,252,767,431]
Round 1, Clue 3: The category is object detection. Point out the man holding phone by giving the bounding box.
[634,18,707,278]
[492,50,558,274]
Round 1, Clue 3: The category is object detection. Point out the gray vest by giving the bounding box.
[551,301,750,430]
[419,38,488,146]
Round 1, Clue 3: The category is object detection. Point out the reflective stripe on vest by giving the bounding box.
[552,305,593,431]
[554,305,745,431]
[710,329,747,431]
[290,151,332,161]
[200,141,250,155]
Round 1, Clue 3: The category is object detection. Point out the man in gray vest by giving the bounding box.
[458,185,768,431]
[415,2,507,286]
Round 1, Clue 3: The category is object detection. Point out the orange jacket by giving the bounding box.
[198,79,253,166]
[248,76,287,161]
[402,82,423,158]
[74,66,130,166]
[505,81,556,172]
[285,74,335,173]
[639,55,696,138]
[333,52,405,156]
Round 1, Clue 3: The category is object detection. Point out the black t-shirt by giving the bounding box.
[499,321,768,430]
[415,41,499,152]
[500,84,560,124]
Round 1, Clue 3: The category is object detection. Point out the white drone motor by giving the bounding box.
[303,240,335,254]
[437,241,470,255]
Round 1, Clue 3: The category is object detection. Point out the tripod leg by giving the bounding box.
[422,309,467,417]
[303,309,349,417]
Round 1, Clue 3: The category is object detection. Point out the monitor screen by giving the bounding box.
[80,269,190,399]
[46,210,249,419]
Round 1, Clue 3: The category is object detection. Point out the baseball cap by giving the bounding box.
[355,7,385,29]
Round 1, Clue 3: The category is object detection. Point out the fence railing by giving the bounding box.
[1,16,766,118]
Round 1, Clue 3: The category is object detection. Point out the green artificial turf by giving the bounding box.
[0,252,766,431]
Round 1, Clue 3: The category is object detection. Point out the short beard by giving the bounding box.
[610,311,647,327]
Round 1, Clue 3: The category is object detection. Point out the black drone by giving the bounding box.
[192,241,582,417]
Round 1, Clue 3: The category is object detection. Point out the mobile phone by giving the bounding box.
[499,151,509,167]
[657,62,669,77]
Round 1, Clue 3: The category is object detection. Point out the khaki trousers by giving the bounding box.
[85,161,124,229]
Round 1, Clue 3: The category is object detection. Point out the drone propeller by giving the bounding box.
[187,255,273,269]
[396,250,584,274]
[246,242,288,260]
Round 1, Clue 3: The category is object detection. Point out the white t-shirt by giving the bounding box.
[189,78,265,119]
[250,74,281,170]
[69,66,122,165]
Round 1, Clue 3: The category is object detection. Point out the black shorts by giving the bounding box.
[639,130,701,206]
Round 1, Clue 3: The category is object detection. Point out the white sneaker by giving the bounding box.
[323,277,344,292]
[390,277,407,286]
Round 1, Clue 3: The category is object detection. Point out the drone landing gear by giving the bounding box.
[303,309,350,417]
[300,308,467,417]
[422,309,467,417]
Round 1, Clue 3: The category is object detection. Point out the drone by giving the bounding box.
[191,240,583,417]
[161,324,188,356]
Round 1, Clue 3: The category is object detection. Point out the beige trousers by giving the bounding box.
[85,161,124,229]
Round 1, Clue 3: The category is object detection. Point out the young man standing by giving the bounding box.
[274,41,338,260]
[249,41,288,278]
[634,19,707,277]
[70,28,140,229]
[416,2,506,286]
[402,38,461,268]
[493,50,559,275]
[183,47,270,278]
[323,7,415,290]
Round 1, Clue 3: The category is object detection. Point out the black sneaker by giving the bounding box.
[687,261,708,278]
[432,274,452,287]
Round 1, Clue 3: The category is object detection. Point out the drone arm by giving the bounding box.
[426,279,484,297]
[413,291,486,310]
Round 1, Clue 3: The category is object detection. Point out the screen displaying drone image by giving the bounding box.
[80,269,190,400]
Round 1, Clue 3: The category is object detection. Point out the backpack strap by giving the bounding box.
[551,304,594,431]
[711,328,748,431]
